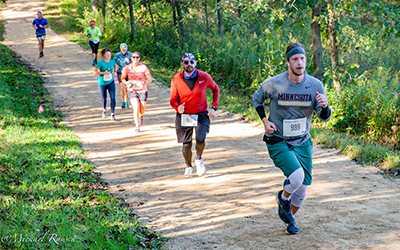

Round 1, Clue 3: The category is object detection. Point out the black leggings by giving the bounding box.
[89,40,100,54]
[98,81,116,113]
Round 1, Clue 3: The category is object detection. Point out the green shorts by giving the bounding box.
[266,138,313,185]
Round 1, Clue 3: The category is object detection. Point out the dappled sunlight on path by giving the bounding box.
[3,0,400,248]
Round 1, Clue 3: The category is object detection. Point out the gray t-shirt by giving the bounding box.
[253,72,331,146]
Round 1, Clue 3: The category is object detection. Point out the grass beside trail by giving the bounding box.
[0,44,167,249]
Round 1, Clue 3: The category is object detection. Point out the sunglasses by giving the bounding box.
[182,60,195,65]
[132,56,140,59]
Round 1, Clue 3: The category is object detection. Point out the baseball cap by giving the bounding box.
[90,20,95,24]
[120,43,128,50]
[181,53,196,61]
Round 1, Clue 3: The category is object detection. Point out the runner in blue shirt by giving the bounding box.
[113,43,132,109]
[32,11,49,58]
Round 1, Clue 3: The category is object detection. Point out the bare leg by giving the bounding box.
[119,82,127,103]
[138,100,147,116]
[37,37,42,53]
[130,98,140,127]
[182,142,192,167]
[41,39,44,52]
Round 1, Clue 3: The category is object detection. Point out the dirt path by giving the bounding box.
[2,1,400,249]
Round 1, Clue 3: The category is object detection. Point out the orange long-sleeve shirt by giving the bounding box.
[170,70,219,114]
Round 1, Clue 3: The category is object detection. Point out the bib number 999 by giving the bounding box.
[283,117,306,137]
[291,123,301,131]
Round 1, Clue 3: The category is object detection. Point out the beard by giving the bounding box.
[290,65,305,76]
[185,66,194,73]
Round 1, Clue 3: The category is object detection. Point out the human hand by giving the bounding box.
[316,91,328,108]
[124,58,130,63]
[178,102,185,114]
[263,118,276,134]
[208,108,216,118]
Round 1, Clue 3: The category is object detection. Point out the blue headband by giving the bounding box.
[286,47,306,60]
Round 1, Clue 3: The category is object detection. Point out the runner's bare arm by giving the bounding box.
[121,72,127,84]
[93,67,107,75]
[143,72,153,85]
[262,117,276,134]
[316,91,328,108]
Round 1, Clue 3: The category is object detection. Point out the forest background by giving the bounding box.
[45,0,400,171]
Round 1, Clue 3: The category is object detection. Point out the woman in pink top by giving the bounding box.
[121,51,153,132]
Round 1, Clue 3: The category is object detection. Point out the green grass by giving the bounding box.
[310,125,400,173]
[0,44,167,249]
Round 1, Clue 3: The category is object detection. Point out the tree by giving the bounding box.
[216,0,224,37]
[146,0,158,42]
[326,0,340,91]
[175,0,185,43]
[128,0,135,40]
[311,3,324,80]
[101,0,106,33]
[204,0,210,36]
[91,0,97,11]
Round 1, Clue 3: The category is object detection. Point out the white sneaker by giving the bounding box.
[195,158,206,176]
[184,167,193,178]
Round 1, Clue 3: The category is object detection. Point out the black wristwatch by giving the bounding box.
[211,106,218,111]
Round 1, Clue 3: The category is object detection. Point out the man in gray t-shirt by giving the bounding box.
[253,42,331,235]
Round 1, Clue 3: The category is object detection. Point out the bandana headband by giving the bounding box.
[286,47,306,60]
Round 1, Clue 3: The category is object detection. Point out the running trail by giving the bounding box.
[2,0,400,249]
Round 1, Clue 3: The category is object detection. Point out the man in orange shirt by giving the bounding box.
[170,53,220,178]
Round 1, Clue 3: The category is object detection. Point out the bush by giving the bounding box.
[328,67,400,148]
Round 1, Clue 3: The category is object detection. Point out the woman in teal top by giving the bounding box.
[86,20,102,66]
[93,48,118,121]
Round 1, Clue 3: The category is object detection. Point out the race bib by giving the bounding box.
[131,82,143,90]
[283,117,306,137]
[181,114,198,127]
[103,73,112,81]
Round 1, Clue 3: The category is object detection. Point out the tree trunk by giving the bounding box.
[147,0,157,42]
[205,0,210,36]
[128,0,135,40]
[175,1,185,43]
[91,0,97,11]
[101,0,106,34]
[172,2,177,29]
[217,0,224,37]
[311,5,324,81]
[326,0,340,91]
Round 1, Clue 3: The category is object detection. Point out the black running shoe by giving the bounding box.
[275,190,294,224]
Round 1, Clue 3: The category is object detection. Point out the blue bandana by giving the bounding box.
[286,47,306,60]
[183,69,198,79]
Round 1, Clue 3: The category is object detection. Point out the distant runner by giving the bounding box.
[252,42,331,235]
[93,48,118,121]
[85,20,102,66]
[113,43,132,109]
[170,53,220,178]
[32,11,49,58]
[121,51,153,132]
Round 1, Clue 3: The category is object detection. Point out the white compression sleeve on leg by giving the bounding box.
[283,168,304,194]
[291,184,307,207]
